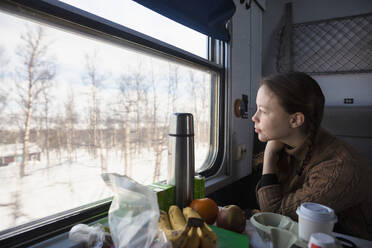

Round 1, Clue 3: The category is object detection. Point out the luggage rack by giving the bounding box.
[276,11,372,75]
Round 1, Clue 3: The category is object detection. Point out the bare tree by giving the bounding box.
[116,74,135,176]
[0,46,10,132]
[114,62,148,175]
[39,82,55,166]
[0,46,9,115]
[168,63,179,114]
[15,25,56,177]
[104,115,117,149]
[54,115,64,162]
[200,74,209,143]
[188,70,201,145]
[130,63,148,154]
[150,64,164,182]
[98,128,107,172]
[83,52,104,162]
[152,63,180,182]
[65,89,78,161]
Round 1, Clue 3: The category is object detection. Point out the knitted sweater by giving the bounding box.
[256,128,372,240]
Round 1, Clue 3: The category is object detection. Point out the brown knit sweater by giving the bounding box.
[256,128,372,241]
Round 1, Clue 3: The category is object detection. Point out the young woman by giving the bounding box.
[252,72,372,240]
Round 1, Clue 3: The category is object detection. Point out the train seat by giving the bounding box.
[321,106,372,164]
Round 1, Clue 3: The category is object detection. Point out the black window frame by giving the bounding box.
[0,0,227,247]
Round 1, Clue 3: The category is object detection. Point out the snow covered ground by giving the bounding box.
[0,146,208,232]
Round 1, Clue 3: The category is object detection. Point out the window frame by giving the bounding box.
[0,0,227,247]
[199,38,227,177]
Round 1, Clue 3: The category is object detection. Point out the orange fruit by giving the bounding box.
[190,197,219,225]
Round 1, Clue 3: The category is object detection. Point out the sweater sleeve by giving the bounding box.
[258,174,279,188]
[256,158,362,220]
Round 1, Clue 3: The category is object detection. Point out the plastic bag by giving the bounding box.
[68,223,113,248]
[150,228,172,248]
[102,173,167,248]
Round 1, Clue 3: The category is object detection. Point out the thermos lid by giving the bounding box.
[169,113,194,136]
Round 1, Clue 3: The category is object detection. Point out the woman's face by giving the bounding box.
[252,85,293,142]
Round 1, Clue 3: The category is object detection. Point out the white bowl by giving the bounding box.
[250,212,307,248]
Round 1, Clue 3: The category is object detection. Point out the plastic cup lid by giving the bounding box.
[310,232,336,245]
[296,202,337,223]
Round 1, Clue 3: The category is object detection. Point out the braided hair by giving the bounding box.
[297,118,316,175]
[259,72,325,174]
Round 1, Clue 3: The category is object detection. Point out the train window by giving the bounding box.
[60,0,208,58]
[0,0,223,242]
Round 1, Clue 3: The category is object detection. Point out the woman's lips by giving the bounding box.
[255,128,261,133]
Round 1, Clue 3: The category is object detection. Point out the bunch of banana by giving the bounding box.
[158,205,218,248]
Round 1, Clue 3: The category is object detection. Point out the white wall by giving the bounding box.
[230,0,263,178]
[262,0,372,106]
[314,74,372,106]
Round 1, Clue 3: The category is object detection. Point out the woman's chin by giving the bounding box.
[258,134,269,142]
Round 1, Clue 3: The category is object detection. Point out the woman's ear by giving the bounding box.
[289,112,305,128]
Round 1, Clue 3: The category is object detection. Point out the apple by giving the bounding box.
[216,205,246,233]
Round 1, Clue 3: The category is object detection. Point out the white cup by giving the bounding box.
[296,202,337,242]
[307,232,336,248]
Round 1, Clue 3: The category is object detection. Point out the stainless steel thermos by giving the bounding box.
[167,113,195,208]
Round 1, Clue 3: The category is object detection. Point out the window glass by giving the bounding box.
[59,0,208,58]
[0,10,216,232]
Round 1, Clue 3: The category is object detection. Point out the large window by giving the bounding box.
[0,0,223,239]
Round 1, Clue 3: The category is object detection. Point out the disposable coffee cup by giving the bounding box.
[296,202,337,242]
[307,232,336,248]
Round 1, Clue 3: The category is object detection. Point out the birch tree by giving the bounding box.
[116,74,135,176]
[39,82,55,166]
[65,89,77,161]
[150,64,166,182]
[168,63,179,114]
[152,63,180,182]
[131,63,148,153]
[83,52,104,160]
[200,74,209,143]
[188,70,201,145]
[15,25,55,177]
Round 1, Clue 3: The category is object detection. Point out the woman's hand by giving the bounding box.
[265,140,285,155]
[263,140,285,174]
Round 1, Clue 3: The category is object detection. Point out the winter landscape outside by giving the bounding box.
[0,3,215,233]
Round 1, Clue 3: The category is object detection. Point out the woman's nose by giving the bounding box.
[252,111,258,122]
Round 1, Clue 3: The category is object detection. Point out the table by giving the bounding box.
[242,219,372,248]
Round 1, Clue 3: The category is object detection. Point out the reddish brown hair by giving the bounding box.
[260,71,325,135]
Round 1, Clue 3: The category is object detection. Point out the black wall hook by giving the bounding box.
[246,0,253,9]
